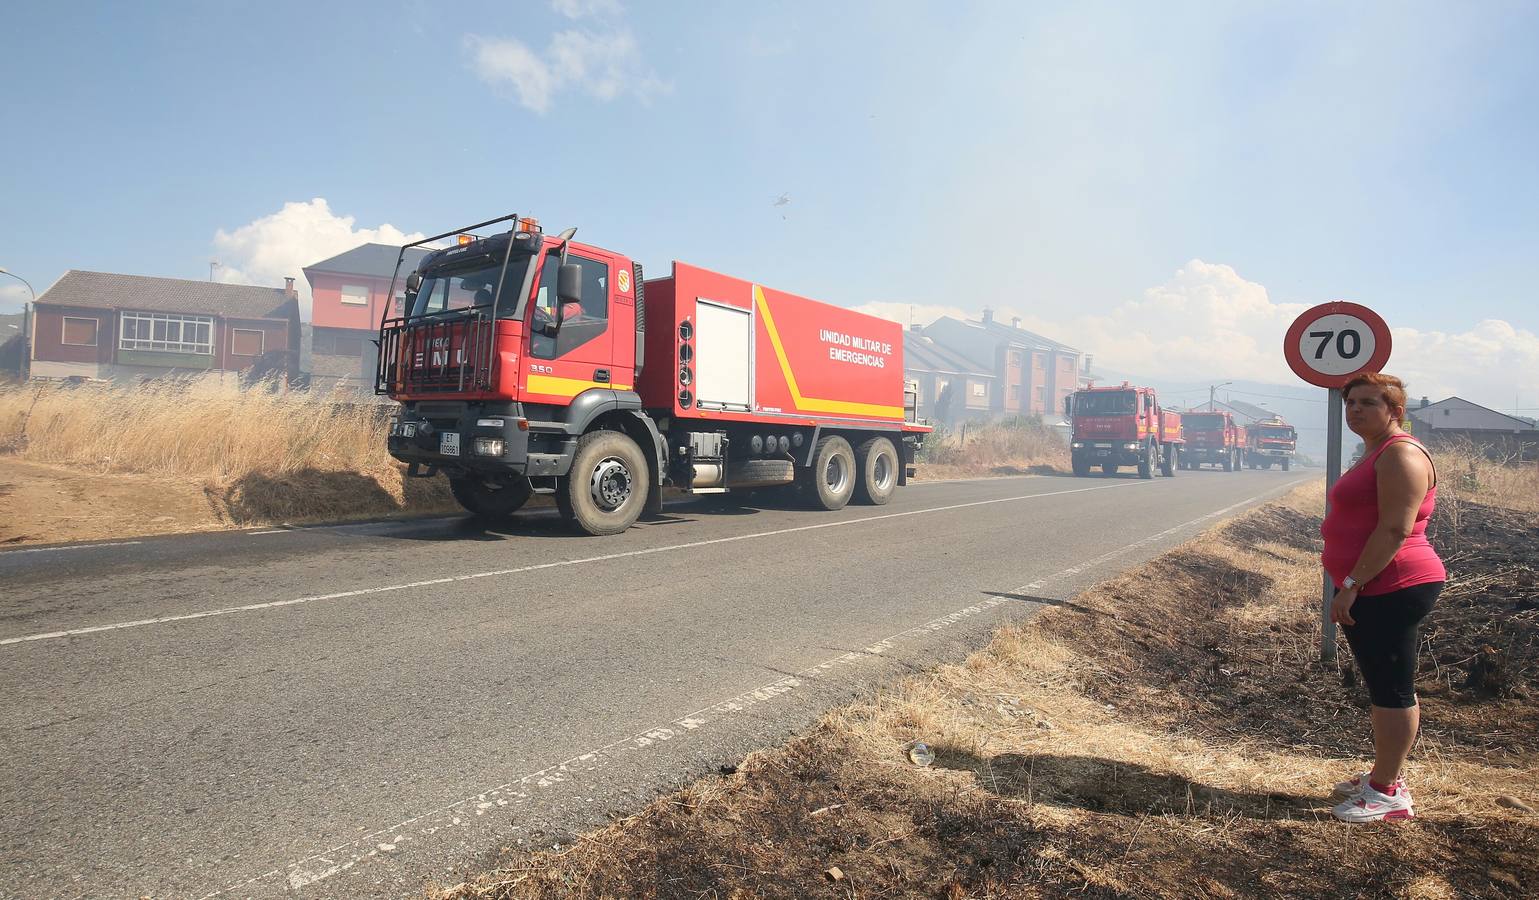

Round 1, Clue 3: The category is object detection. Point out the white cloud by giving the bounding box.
[550,0,622,19]
[0,284,30,315]
[211,198,425,319]
[863,259,1539,414]
[466,10,664,113]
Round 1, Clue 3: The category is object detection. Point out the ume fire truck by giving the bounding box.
[1245,416,1297,470]
[377,214,929,535]
[1065,383,1183,478]
[1179,410,1245,471]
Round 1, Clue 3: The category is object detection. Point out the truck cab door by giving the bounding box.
[524,251,624,403]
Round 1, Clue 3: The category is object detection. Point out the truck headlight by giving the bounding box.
[473,438,505,457]
[1071,442,1084,449]
[1124,442,1141,450]
[476,417,505,428]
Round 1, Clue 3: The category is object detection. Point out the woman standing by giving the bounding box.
[1320,372,1445,823]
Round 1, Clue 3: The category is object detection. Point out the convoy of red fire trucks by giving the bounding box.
[377,213,929,535]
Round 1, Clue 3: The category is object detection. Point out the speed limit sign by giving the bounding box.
[1284,301,1392,388]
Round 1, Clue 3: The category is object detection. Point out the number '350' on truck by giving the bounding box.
[377,213,930,535]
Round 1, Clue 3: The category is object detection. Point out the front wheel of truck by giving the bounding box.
[450,476,532,520]
[557,430,649,535]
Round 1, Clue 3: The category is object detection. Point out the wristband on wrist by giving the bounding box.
[1342,576,1359,591]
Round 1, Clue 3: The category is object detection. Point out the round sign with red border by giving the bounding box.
[1284,301,1392,388]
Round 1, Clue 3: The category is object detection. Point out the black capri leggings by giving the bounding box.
[1341,581,1442,709]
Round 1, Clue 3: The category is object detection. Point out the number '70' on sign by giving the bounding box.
[1284,301,1393,388]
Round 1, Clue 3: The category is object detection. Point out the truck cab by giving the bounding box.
[1246,417,1297,470]
[1179,410,1243,471]
[1065,383,1182,479]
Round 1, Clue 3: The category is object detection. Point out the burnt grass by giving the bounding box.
[450,497,1539,900]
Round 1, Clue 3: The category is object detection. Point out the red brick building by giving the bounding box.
[302,244,428,393]
[28,271,300,383]
[917,311,1082,420]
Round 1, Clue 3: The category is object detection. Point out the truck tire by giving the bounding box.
[853,436,899,505]
[1101,462,1116,475]
[801,435,856,510]
[1072,457,1090,477]
[449,476,532,520]
[1138,442,1154,479]
[1161,446,1176,477]
[1222,451,1234,472]
[1282,458,1291,472]
[556,430,649,535]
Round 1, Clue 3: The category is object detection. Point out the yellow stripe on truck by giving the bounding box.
[753,285,904,419]
[527,374,633,397]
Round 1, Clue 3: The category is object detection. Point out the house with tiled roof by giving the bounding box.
[920,310,1083,420]
[1408,396,1539,461]
[28,271,300,383]
[902,328,996,424]
[303,243,431,393]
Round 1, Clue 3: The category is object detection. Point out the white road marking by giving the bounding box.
[1,540,144,555]
[199,477,1308,898]
[247,530,288,536]
[1,481,1146,648]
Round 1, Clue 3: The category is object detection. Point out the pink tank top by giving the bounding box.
[1320,433,1445,595]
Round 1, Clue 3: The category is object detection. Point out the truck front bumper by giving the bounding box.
[1071,442,1144,466]
[387,404,574,478]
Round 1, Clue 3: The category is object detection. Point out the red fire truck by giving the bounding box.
[1179,410,1245,471]
[1065,383,1183,478]
[376,213,929,535]
[1245,416,1298,470]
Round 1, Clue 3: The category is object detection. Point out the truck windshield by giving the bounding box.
[1075,391,1135,415]
[407,257,531,320]
[1184,414,1225,430]
[1259,425,1295,440]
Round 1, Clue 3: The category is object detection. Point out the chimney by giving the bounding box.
[981,307,993,324]
[1083,353,1094,374]
[284,276,297,299]
[1419,396,1429,409]
[1011,316,1021,329]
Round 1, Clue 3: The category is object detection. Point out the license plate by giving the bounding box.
[401,423,417,438]
[1095,449,1110,456]
[439,432,460,456]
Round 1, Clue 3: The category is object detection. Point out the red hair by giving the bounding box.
[1342,372,1408,424]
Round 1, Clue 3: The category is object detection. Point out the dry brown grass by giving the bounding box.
[916,419,1070,480]
[442,481,1538,900]
[0,378,454,526]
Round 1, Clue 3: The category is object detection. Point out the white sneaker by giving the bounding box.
[1332,772,1410,799]
[1332,783,1415,822]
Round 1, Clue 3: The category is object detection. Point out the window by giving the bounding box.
[1008,384,1019,400]
[1034,385,1046,406]
[531,254,610,359]
[62,316,99,347]
[231,328,265,356]
[970,381,986,398]
[120,312,214,354]
[1010,350,1024,366]
[340,284,370,306]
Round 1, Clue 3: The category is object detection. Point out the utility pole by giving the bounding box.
[1209,381,1232,411]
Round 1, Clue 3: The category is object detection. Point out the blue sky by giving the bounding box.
[3,1,1537,411]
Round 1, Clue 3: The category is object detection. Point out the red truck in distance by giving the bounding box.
[1065,383,1183,478]
[1179,410,1246,472]
[1246,416,1298,470]
[376,213,929,535]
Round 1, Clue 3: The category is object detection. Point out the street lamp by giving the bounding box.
[1208,381,1232,411]
[0,267,38,380]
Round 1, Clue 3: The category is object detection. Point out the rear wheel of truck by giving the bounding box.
[1072,457,1090,477]
[1138,442,1154,479]
[557,430,649,535]
[1222,452,1234,472]
[853,436,899,505]
[1101,462,1116,475]
[1161,447,1176,477]
[1282,459,1291,472]
[801,435,856,510]
[449,476,532,520]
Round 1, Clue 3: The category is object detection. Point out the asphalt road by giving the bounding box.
[0,468,1311,899]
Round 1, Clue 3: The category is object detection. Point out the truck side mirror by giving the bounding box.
[1063,396,1071,417]
[557,263,582,306]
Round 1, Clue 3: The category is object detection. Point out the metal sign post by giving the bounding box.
[1283,301,1393,662]
[1321,387,1343,662]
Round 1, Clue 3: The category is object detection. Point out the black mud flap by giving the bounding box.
[406,462,440,479]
